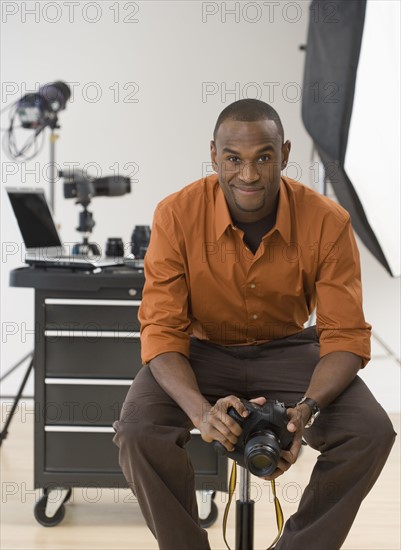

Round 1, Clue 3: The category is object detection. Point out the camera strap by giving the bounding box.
[222,461,284,550]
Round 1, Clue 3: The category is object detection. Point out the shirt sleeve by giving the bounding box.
[315,216,372,366]
[138,205,191,364]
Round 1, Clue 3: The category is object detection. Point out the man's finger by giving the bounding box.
[249,396,267,406]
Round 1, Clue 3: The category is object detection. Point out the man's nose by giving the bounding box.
[239,162,261,183]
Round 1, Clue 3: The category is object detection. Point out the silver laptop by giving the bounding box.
[6,187,125,270]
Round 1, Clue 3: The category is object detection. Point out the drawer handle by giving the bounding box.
[45,378,133,385]
[45,426,115,433]
[45,330,140,338]
[45,427,202,434]
[45,299,141,306]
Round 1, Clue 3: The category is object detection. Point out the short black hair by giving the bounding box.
[213,99,284,142]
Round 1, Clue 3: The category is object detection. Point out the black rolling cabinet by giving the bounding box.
[10,266,227,527]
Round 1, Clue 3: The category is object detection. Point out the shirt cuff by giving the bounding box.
[318,327,371,367]
[140,327,190,364]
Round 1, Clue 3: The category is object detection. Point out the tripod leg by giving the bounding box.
[0,357,34,446]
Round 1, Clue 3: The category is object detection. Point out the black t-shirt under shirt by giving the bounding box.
[233,210,277,255]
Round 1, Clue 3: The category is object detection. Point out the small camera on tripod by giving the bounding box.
[60,168,131,256]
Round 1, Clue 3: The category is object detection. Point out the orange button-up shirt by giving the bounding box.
[139,175,371,365]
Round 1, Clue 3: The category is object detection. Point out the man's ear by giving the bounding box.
[210,140,218,171]
[281,140,291,169]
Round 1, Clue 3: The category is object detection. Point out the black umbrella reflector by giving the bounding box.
[302,0,400,277]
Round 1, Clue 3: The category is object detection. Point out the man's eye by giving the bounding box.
[257,155,270,163]
[228,156,241,163]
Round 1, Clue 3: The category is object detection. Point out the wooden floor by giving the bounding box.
[1,401,399,550]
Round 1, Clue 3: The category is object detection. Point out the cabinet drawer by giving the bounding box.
[45,336,142,378]
[45,381,131,425]
[187,433,223,476]
[187,433,228,491]
[45,299,141,331]
[45,430,120,473]
[44,429,227,488]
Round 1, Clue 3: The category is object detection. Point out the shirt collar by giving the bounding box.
[274,177,291,245]
[214,176,291,245]
[215,181,233,241]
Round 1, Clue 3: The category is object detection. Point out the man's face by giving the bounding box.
[210,119,291,222]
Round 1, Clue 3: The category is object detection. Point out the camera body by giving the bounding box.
[214,399,293,477]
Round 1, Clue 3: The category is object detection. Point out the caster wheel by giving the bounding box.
[63,488,72,503]
[199,501,218,528]
[34,495,66,527]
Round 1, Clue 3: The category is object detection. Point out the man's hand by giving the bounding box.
[198,395,268,451]
[262,403,311,481]
[198,395,248,451]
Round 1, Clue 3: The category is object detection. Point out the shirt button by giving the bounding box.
[250,283,256,289]
[252,314,258,320]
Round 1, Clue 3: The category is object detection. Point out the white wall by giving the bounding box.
[1,1,399,411]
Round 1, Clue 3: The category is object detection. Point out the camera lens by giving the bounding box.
[249,452,274,471]
[105,237,124,257]
[131,225,151,259]
[244,432,281,477]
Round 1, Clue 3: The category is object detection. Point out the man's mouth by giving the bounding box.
[233,186,264,196]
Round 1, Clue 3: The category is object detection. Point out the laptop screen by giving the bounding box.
[6,189,62,249]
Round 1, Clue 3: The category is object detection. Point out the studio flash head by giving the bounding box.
[16,81,71,130]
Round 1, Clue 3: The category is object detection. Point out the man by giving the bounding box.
[113,99,395,550]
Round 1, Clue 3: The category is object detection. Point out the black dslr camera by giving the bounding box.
[213,399,293,477]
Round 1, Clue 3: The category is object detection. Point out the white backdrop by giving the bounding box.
[345,1,401,277]
[1,1,399,411]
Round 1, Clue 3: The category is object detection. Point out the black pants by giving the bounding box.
[113,327,396,550]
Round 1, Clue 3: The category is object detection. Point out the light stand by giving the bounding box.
[48,124,60,212]
[0,357,34,446]
[1,112,63,445]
